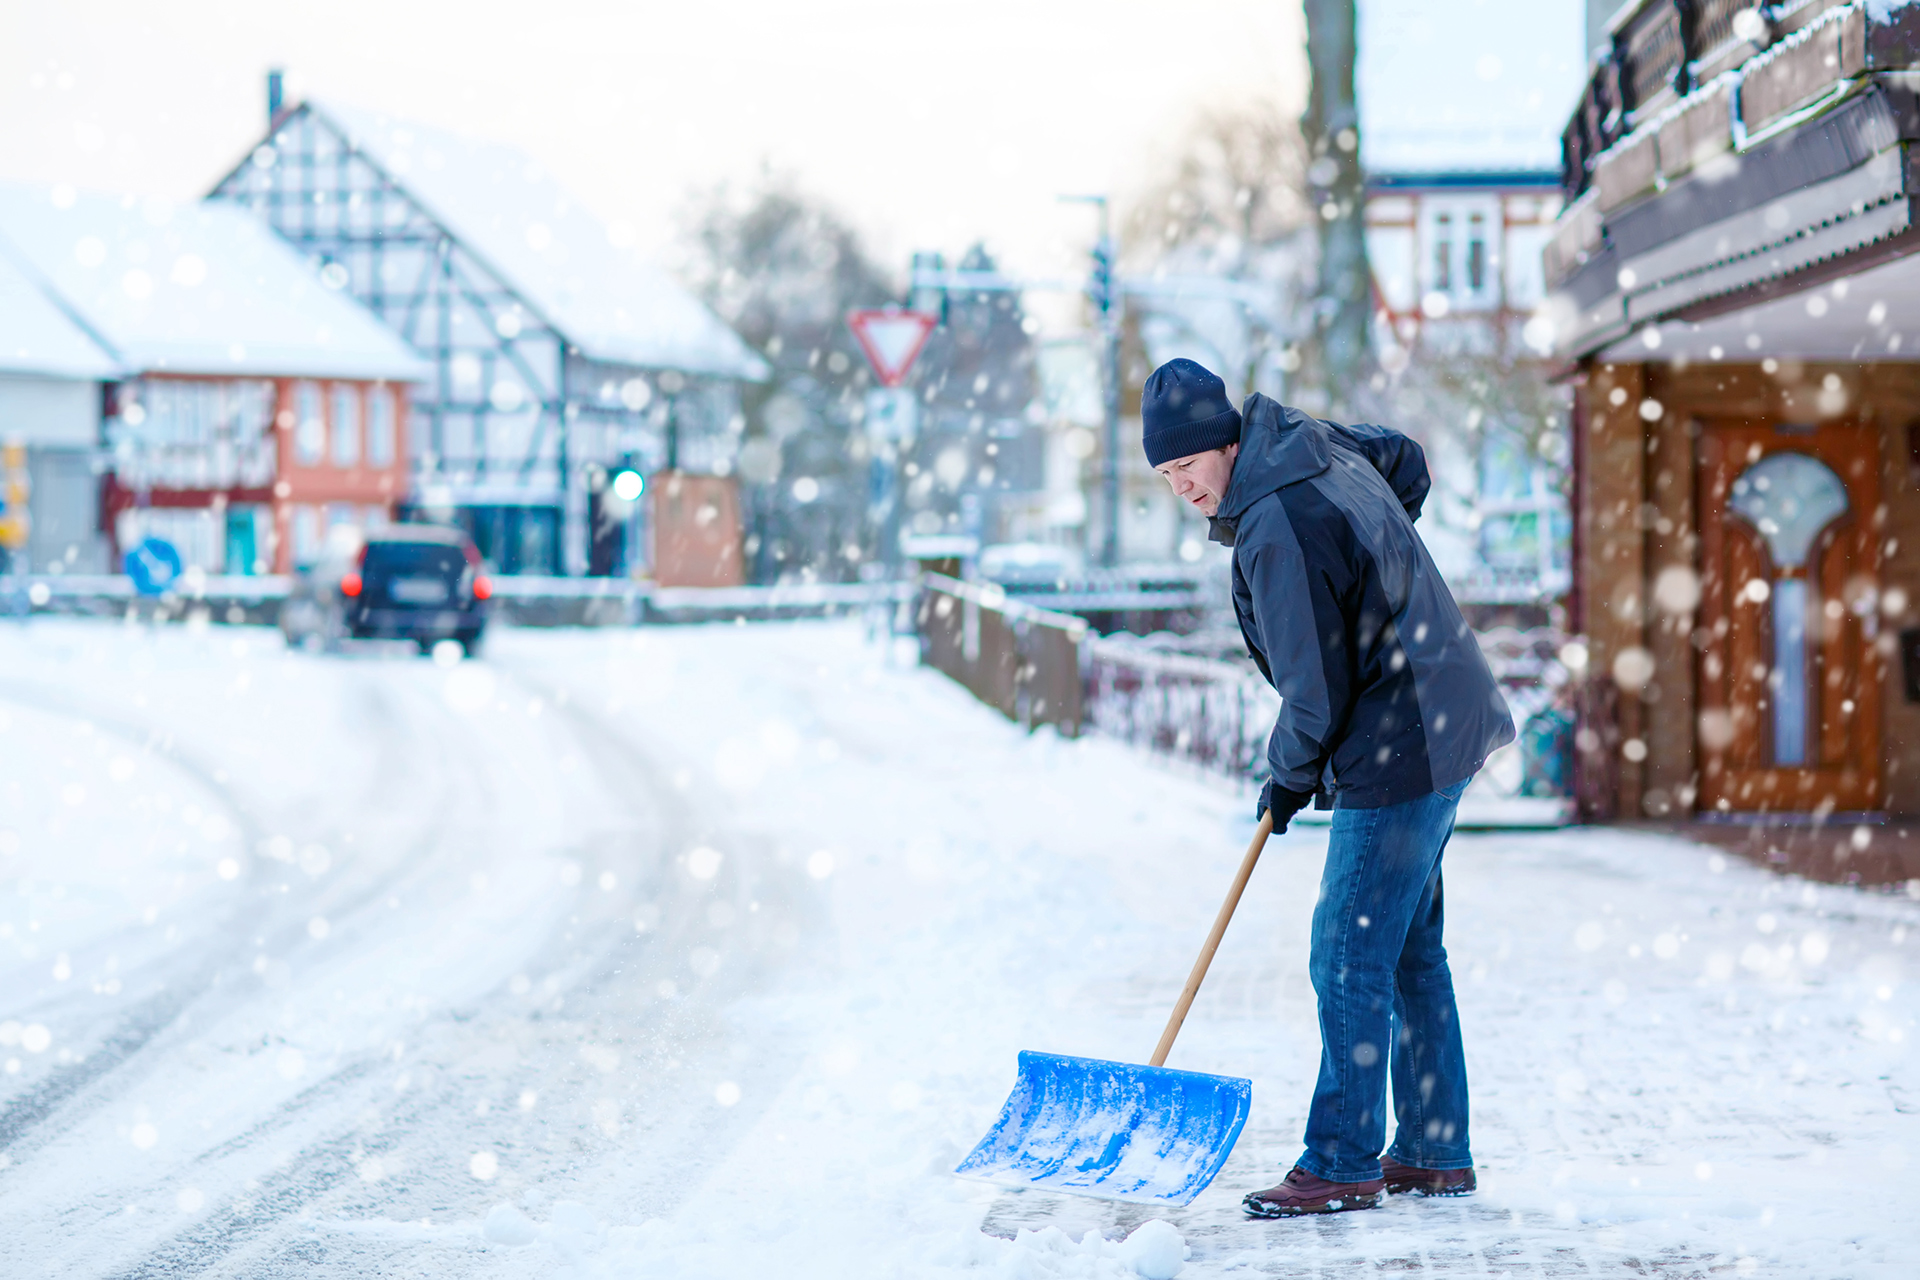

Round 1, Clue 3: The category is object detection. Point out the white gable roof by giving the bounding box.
[0,247,118,380]
[1360,0,1587,174]
[0,183,430,382]
[306,100,768,382]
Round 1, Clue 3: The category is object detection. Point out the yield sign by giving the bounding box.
[846,309,937,388]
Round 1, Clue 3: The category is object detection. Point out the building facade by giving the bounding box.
[1366,171,1561,353]
[209,92,767,576]
[102,374,410,574]
[1348,0,1590,611]
[0,247,117,574]
[1547,0,1920,825]
[0,184,429,576]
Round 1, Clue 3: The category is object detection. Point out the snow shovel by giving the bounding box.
[954,812,1274,1207]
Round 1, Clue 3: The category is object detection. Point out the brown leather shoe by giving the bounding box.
[1242,1166,1385,1218]
[1380,1155,1477,1196]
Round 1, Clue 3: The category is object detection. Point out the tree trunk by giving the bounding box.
[1301,0,1371,411]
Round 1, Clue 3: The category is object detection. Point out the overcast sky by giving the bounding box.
[0,0,1305,293]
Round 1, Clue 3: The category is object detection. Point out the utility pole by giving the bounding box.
[1061,195,1122,567]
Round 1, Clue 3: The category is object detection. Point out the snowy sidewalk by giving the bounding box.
[0,620,1914,1278]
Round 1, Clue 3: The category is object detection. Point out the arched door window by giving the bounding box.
[1725,452,1849,766]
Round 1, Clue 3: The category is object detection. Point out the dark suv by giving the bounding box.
[281,524,492,656]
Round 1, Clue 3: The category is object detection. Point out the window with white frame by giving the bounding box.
[331,384,361,467]
[324,502,364,558]
[111,379,276,489]
[291,504,321,566]
[295,382,324,465]
[367,386,396,466]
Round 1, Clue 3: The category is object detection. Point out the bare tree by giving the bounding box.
[1301,0,1371,410]
[677,176,897,582]
[1122,98,1315,400]
[1125,100,1310,258]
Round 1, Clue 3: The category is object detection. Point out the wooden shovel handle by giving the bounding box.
[1149,811,1274,1068]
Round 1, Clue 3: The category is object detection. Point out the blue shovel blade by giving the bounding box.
[954,1050,1252,1207]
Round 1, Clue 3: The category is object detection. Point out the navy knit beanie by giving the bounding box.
[1140,358,1241,467]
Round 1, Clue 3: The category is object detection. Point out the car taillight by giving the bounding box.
[473,575,492,601]
[340,572,363,597]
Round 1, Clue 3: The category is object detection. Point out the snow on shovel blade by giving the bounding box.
[954,1050,1252,1207]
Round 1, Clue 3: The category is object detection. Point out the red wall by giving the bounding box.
[103,375,412,574]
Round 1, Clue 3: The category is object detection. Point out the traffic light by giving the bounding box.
[1088,237,1115,317]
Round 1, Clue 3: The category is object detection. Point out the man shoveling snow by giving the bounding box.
[1143,358,1515,1218]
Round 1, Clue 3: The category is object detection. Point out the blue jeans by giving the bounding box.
[1296,778,1472,1182]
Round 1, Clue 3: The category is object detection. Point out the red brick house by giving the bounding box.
[0,183,428,575]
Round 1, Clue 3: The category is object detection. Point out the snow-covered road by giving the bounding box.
[1,619,1915,1278]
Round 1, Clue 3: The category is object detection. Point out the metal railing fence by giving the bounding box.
[915,576,1577,810]
[1081,638,1278,781]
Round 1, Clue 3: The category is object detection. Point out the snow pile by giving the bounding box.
[480,1198,605,1259]
[936,1221,1186,1279]
[1116,1220,1186,1279]
[581,1218,1186,1280]
[480,1202,538,1247]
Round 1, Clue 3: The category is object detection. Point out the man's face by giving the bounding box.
[1154,443,1239,517]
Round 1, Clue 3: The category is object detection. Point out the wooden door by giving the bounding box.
[1696,421,1883,813]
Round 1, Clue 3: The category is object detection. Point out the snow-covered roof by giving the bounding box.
[0,183,430,382]
[0,248,118,380]
[1359,0,1588,175]
[304,100,769,382]
[1598,247,1920,364]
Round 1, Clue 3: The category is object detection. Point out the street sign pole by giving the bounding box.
[1062,196,1121,568]
[1096,234,1122,569]
[846,309,938,569]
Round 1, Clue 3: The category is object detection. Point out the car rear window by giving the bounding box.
[364,542,466,579]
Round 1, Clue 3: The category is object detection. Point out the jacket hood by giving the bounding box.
[1212,394,1331,537]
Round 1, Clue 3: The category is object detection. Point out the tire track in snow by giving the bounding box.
[0,663,494,1277]
[0,681,273,1162]
[97,655,709,1276]
[9,632,834,1276]
[0,672,458,1172]
[92,667,539,1279]
[212,643,834,1274]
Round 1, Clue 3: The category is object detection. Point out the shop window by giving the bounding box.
[442,504,560,575]
[331,385,361,467]
[1432,214,1452,292]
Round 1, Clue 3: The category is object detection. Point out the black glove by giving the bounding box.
[1257,781,1315,833]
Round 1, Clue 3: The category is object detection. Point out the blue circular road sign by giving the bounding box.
[125,537,183,597]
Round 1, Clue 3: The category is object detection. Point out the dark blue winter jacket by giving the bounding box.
[1212,393,1514,812]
